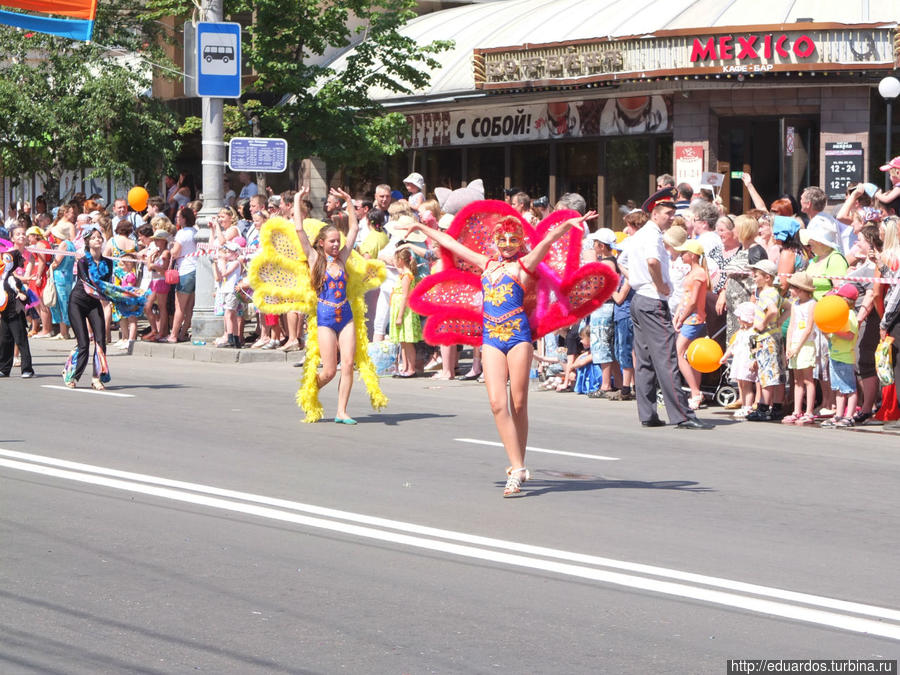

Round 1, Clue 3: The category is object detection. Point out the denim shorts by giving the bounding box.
[176,271,196,294]
[614,317,633,369]
[829,359,857,394]
[679,322,707,341]
[589,303,615,364]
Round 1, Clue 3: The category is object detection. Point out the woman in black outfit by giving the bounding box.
[65,225,112,389]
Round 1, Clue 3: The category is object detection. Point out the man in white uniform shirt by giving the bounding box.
[629,187,711,430]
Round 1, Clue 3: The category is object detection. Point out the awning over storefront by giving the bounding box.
[324,0,899,105]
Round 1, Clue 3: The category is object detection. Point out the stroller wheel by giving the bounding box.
[714,384,739,408]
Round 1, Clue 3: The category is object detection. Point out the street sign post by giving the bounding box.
[194,21,241,98]
[228,137,288,173]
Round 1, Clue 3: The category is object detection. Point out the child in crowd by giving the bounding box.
[875,156,900,205]
[403,173,425,209]
[144,230,171,342]
[586,230,620,399]
[113,253,140,350]
[822,284,860,428]
[782,271,817,425]
[572,323,602,394]
[389,247,421,377]
[213,240,245,348]
[534,328,567,388]
[720,301,758,419]
[672,240,710,409]
[746,260,784,422]
[611,260,635,400]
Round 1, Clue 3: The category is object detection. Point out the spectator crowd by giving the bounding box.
[2,166,899,431]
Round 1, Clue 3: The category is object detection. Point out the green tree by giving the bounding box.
[146,0,451,172]
[0,0,181,205]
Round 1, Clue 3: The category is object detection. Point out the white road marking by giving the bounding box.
[2,448,899,640]
[41,385,134,398]
[455,437,619,461]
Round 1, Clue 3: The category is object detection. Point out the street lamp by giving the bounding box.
[878,75,900,190]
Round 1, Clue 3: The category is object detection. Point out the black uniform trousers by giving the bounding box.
[630,294,697,425]
[0,310,34,375]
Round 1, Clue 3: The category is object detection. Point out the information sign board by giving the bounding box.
[228,137,288,173]
[824,142,863,201]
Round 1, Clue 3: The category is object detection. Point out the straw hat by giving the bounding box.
[385,215,427,242]
[787,271,814,292]
[50,222,74,241]
[663,225,687,249]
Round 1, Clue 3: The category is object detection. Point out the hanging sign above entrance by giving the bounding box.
[401,96,672,149]
[475,25,896,89]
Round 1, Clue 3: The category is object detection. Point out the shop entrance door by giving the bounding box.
[718,116,818,213]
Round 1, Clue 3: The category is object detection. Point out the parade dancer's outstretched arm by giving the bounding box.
[519,211,598,274]
[403,222,490,271]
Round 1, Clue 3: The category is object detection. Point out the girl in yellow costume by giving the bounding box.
[248,187,387,423]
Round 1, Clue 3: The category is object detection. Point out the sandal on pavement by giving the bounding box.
[781,413,801,425]
[503,468,529,497]
[834,417,854,428]
[91,378,105,391]
[795,413,816,426]
[334,417,357,425]
[505,466,531,483]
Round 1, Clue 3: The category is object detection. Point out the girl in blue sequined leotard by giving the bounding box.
[295,186,361,424]
[404,210,597,496]
[481,263,532,354]
[317,266,353,335]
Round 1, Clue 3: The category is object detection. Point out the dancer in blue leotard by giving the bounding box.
[296,187,360,424]
[406,210,597,496]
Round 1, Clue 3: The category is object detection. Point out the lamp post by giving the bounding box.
[878,76,900,190]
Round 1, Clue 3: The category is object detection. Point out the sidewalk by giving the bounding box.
[131,340,303,364]
[29,335,302,365]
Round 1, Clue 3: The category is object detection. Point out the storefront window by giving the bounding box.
[558,142,599,213]
[510,144,549,201]
[604,137,650,227]
[425,148,463,192]
[466,146,506,199]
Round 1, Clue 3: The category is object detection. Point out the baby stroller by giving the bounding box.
[658,324,739,408]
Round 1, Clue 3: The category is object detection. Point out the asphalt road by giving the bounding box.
[2,341,899,674]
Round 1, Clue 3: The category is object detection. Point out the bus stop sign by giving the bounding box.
[194,22,241,98]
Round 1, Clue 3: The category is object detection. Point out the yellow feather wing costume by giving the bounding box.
[248,216,388,422]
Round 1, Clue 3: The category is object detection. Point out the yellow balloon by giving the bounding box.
[127,186,149,212]
[814,295,850,333]
[686,337,723,373]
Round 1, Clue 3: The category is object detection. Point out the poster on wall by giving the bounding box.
[34,174,46,203]
[58,170,79,203]
[84,170,110,204]
[112,173,135,204]
[402,95,673,149]
[675,144,705,193]
[824,142,863,201]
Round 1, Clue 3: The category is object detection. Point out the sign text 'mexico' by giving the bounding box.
[690,34,816,61]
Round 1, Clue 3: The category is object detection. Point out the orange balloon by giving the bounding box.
[686,337,723,373]
[127,186,149,212]
[814,295,850,333]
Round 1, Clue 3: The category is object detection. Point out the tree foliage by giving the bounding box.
[0,0,181,205]
[145,0,451,170]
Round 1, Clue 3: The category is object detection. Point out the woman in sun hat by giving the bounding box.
[802,214,849,416]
